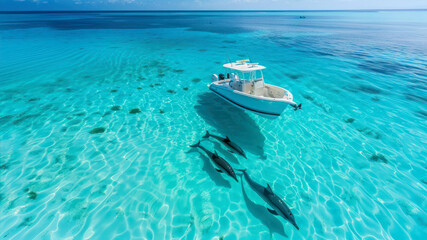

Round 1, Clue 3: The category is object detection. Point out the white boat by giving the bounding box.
[208,60,298,118]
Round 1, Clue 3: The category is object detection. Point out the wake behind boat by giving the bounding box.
[209,60,297,118]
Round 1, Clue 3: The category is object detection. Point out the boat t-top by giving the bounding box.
[209,60,298,118]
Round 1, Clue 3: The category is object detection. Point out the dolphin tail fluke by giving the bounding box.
[189,140,200,148]
[202,130,210,139]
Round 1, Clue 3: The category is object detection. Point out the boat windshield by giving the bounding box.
[236,70,263,81]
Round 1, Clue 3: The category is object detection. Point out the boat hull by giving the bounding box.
[209,83,291,118]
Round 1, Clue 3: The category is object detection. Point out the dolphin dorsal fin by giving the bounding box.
[266,183,273,192]
[224,136,231,142]
[213,151,219,157]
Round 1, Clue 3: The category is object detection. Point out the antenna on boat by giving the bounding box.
[248,54,253,63]
[226,55,232,75]
[227,54,232,64]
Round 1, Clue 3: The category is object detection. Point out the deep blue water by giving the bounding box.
[0,11,426,239]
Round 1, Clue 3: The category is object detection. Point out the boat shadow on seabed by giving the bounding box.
[194,92,266,159]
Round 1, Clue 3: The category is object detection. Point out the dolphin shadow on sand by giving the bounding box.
[194,92,266,158]
[187,148,231,188]
[240,175,287,238]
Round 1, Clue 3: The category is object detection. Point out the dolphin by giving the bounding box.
[190,140,238,182]
[237,169,299,230]
[202,131,247,159]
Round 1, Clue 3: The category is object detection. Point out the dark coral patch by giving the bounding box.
[358,85,382,94]
[129,108,141,114]
[90,127,106,134]
[154,83,161,86]
[344,118,355,123]
[56,77,67,83]
[28,191,37,200]
[111,106,121,111]
[0,115,13,125]
[344,84,382,94]
[405,93,427,104]
[222,40,236,43]
[357,127,382,139]
[111,89,118,93]
[167,90,176,94]
[137,87,142,90]
[173,69,184,73]
[13,114,40,125]
[285,74,303,80]
[74,112,86,117]
[302,94,314,101]
[183,87,189,91]
[369,154,388,164]
[358,60,427,76]
[415,110,427,119]
[102,111,112,117]
[358,61,398,74]
[0,164,8,170]
[158,74,166,77]
[18,217,34,228]
[192,78,201,83]
[407,83,427,91]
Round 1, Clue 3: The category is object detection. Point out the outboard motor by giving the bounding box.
[211,74,219,82]
[227,73,230,79]
[219,74,225,80]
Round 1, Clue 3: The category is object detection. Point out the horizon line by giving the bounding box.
[1,8,427,13]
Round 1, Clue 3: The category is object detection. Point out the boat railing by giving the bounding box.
[252,77,264,82]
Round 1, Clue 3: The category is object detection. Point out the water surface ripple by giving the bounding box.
[0,11,426,240]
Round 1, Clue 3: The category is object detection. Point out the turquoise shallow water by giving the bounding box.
[0,11,426,239]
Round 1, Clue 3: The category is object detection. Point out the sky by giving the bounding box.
[1,0,427,11]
